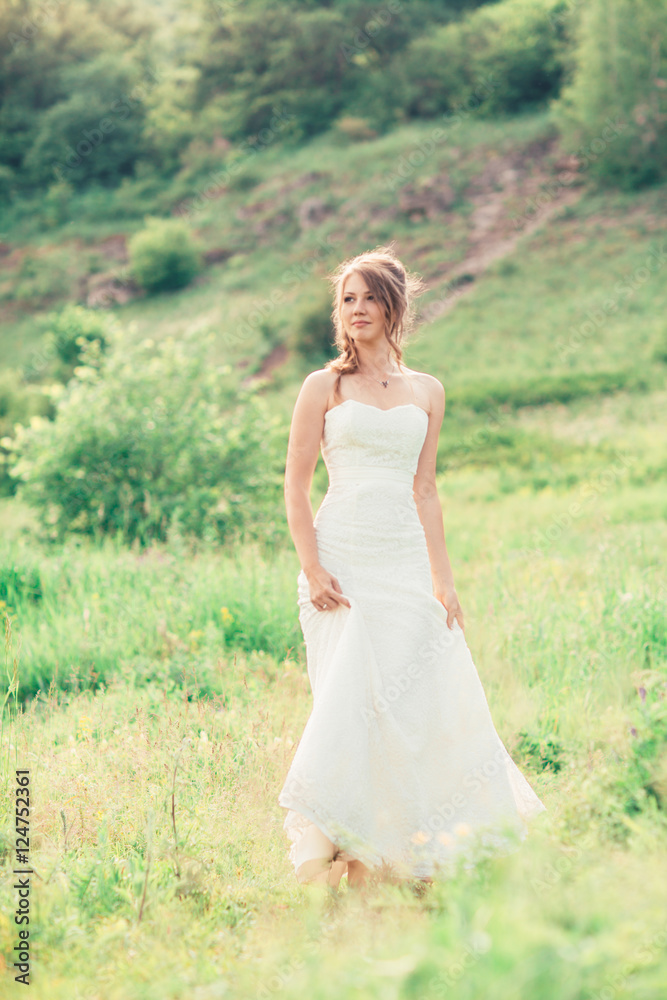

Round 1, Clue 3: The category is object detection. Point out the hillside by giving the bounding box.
[2,108,665,514]
[2,45,667,1000]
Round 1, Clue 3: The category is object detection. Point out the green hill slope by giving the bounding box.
[2,107,666,516]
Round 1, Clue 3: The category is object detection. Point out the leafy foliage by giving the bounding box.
[0,2,157,194]
[0,0,662,200]
[0,369,54,496]
[128,218,203,294]
[0,560,43,608]
[288,294,338,363]
[553,0,667,189]
[615,672,667,816]
[516,728,565,773]
[38,303,112,382]
[396,0,569,118]
[10,332,288,546]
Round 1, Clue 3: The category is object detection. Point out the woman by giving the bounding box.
[278,244,546,893]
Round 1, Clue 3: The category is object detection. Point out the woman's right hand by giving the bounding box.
[305,565,351,612]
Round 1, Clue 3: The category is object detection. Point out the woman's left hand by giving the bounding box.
[435,587,464,632]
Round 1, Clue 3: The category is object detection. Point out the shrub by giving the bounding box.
[38,303,112,382]
[288,294,337,362]
[0,369,54,496]
[552,0,667,190]
[397,0,569,118]
[128,217,202,294]
[9,331,288,547]
[22,54,148,188]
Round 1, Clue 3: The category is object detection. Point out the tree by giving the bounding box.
[553,0,667,189]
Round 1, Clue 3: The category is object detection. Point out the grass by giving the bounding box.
[1,101,667,997]
[0,108,563,371]
[1,373,667,998]
[0,487,666,996]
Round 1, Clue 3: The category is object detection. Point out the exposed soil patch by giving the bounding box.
[95,234,128,262]
[84,270,142,308]
[243,341,289,385]
[203,247,235,265]
[416,137,588,321]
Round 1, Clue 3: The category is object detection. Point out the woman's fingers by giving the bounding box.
[329,576,351,608]
[314,577,350,611]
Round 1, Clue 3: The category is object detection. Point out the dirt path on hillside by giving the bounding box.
[254,138,587,379]
[416,139,587,321]
[419,184,585,322]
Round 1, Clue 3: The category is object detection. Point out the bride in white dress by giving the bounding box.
[278,245,546,892]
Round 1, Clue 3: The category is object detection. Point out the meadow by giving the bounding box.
[1,372,666,995]
[1,82,667,1000]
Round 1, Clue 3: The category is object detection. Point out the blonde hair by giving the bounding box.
[325,243,426,400]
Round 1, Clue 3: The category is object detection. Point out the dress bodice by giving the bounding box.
[321,400,429,482]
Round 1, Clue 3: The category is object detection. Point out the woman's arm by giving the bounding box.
[284,371,351,611]
[413,376,465,632]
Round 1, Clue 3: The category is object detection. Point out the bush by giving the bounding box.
[128,217,202,294]
[0,369,54,496]
[36,303,112,383]
[397,0,569,118]
[288,294,337,362]
[552,0,667,190]
[22,54,148,188]
[9,331,288,547]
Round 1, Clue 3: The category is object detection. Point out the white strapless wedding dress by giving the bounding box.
[278,398,546,888]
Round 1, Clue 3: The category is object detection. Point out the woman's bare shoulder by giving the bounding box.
[295,367,339,409]
[402,367,445,404]
[300,367,338,394]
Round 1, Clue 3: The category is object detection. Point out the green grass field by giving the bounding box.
[1,105,667,997]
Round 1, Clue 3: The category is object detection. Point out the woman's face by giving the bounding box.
[341,272,386,345]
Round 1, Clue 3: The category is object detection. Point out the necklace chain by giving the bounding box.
[358,362,398,389]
